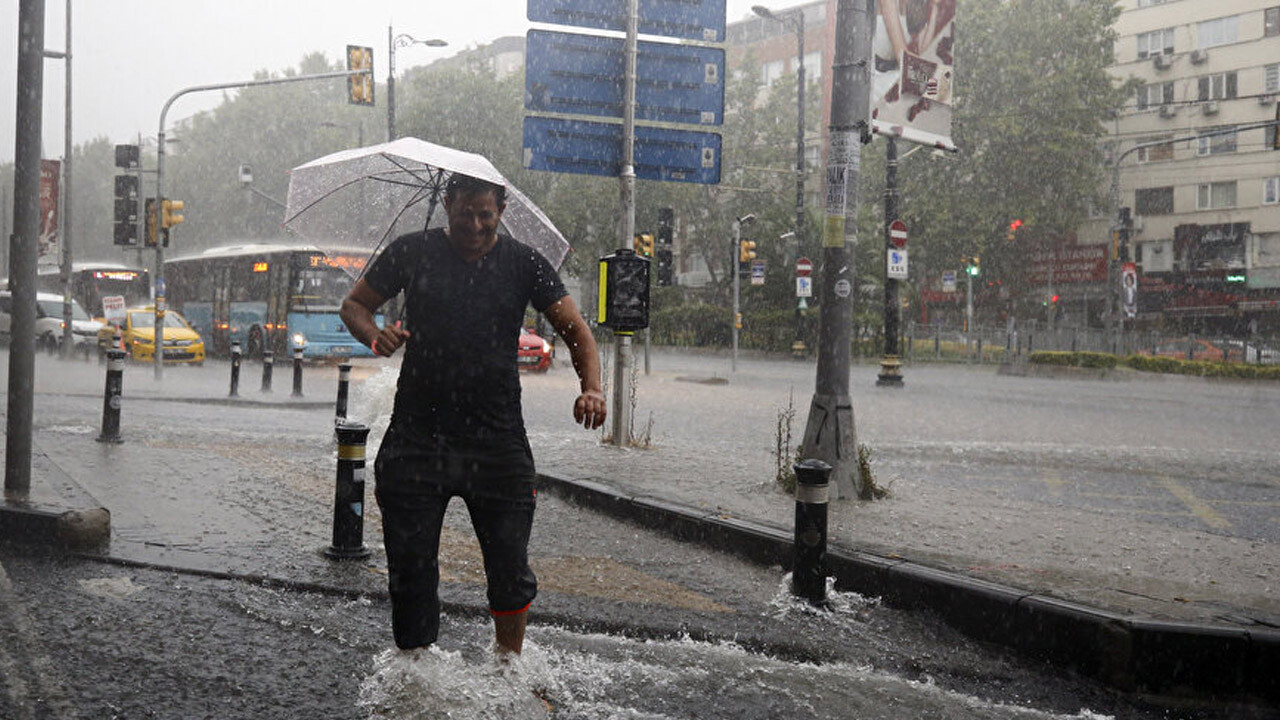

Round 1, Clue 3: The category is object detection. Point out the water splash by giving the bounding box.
[358,644,552,720]
[767,573,880,627]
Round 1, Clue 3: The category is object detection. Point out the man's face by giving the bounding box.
[444,189,505,259]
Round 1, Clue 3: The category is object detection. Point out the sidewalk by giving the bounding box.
[0,352,1276,708]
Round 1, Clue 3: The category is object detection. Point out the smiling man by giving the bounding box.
[340,173,606,659]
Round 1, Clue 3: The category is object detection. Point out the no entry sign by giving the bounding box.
[889,220,908,249]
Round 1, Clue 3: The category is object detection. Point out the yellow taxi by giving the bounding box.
[97,307,206,365]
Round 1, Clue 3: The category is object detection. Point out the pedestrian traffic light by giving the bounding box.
[1006,218,1022,242]
[739,239,757,264]
[966,255,981,276]
[161,199,185,229]
[113,175,139,246]
[114,144,139,170]
[346,45,374,106]
[598,248,650,332]
[633,233,654,258]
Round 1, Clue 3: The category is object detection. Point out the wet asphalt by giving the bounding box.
[0,350,1275,718]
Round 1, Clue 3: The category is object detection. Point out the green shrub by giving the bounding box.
[1123,354,1280,380]
[1028,351,1117,369]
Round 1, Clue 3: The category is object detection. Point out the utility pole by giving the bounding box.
[609,0,640,446]
[7,0,47,496]
[800,0,871,500]
[53,0,74,356]
[876,136,903,387]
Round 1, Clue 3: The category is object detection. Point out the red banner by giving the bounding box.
[39,159,60,261]
[1026,244,1106,286]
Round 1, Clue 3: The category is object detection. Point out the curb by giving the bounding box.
[536,471,1279,706]
[0,503,110,550]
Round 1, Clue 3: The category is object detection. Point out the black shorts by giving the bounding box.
[374,422,538,650]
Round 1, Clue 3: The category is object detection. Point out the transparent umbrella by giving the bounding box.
[283,137,570,275]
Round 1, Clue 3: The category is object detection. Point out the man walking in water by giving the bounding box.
[341,173,606,657]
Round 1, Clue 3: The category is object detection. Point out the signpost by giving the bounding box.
[887,248,908,279]
[942,269,956,293]
[751,260,766,286]
[525,0,725,446]
[889,219,908,249]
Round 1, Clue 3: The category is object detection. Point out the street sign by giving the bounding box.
[523,116,721,184]
[889,219,908,249]
[796,276,812,298]
[751,260,765,286]
[888,248,908,279]
[796,256,813,277]
[527,0,727,41]
[526,29,725,125]
[942,270,956,293]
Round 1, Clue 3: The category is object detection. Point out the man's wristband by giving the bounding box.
[371,337,379,355]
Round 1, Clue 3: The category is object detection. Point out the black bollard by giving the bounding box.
[335,363,351,420]
[292,346,304,398]
[261,350,273,393]
[792,458,831,606]
[325,421,372,560]
[229,341,242,397]
[96,349,126,444]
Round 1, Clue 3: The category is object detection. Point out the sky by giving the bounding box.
[2,0,766,164]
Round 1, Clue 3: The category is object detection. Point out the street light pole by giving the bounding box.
[387,26,447,142]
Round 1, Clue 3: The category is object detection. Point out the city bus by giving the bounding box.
[36,262,151,322]
[164,244,381,360]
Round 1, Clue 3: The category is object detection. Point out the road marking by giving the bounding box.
[1043,470,1065,495]
[1156,476,1231,531]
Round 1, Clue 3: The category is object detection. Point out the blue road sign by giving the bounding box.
[526,29,724,125]
[523,116,721,184]
[527,0,727,42]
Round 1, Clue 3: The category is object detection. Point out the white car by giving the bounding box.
[0,290,105,356]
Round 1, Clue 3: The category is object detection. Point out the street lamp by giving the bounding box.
[752,4,807,354]
[387,27,447,142]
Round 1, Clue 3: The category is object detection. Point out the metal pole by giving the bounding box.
[799,0,870,500]
[966,265,974,360]
[386,25,395,142]
[335,363,351,419]
[608,0,639,446]
[228,341,241,397]
[793,18,807,358]
[732,219,741,372]
[59,0,73,357]
[877,136,903,387]
[292,346,304,397]
[261,349,273,393]
[6,0,46,496]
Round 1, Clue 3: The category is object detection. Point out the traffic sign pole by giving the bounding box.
[877,138,904,388]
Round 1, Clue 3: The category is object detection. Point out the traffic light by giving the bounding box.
[1006,218,1022,242]
[144,198,158,248]
[738,238,757,264]
[114,144,139,170]
[966,255,981,276]
[597,248,651,332]
[113,175,139,246]
[162,199,185,229]
[346,45,374,106]
[633,233,654,258]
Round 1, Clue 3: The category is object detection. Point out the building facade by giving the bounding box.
[1088,0,1280,334]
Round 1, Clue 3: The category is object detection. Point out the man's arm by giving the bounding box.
[340,278,410,356]
[543,295,606,430]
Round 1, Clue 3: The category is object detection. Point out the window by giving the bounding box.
[1197,127,1237,155]
[1135,187,1174,215]
[1266,63,1279,94]
[802,51,822,81]
[1197,72,1237,101]
[762,59,785,86]
[1266,177,1280,205]
[1136,82,1174,109]
[1197,16,1239,48]
[1136,137,1174,163]
[1137,28,1175,59]
[1197,181,1237,209]
[1267,7,1279,37]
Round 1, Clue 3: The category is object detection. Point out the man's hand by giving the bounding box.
[573,389,607,430]
[370,322,411,357]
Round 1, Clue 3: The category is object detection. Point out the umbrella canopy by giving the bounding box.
[283,137,570,275]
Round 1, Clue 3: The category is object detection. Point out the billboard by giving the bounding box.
[870,0,957,150]
[39,159,60,265]
[1175,222,1248,273]
[1026,244,1107,286]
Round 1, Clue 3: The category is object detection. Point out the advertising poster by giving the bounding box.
[870,0,957,150]
[39,159,61,264]
[1121,263,1137,319]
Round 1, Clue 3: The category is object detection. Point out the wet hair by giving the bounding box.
[445,174,506,205]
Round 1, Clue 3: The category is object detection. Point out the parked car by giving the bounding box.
[97,306,206,365]
[1218,340,1280,365]
[517,328,553,372]
[0,290,104,357]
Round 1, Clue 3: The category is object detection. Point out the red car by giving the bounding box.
[517,328,553,372]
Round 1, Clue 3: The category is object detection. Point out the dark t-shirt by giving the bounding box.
[363,228,568,438]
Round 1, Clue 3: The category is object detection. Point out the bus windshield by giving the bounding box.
[289,267,351,313]
[91,270,150,308]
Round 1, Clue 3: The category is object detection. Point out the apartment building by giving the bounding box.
[1094,0,1280,334]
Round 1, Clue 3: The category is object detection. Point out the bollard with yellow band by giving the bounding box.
[326,420,372,560]
[792,458,831,606]
[96,349,127,444]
